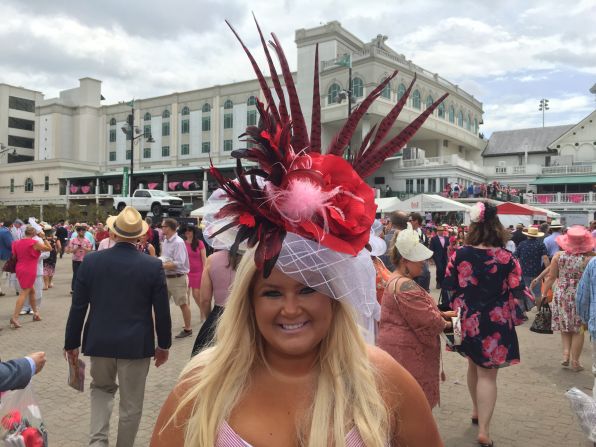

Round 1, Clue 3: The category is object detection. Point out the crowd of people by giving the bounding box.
[2,20,596,447]
[441,180,520,200]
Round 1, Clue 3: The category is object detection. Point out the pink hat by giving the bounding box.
[556,225,595,255]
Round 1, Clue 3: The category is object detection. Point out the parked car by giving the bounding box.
[113,189,184,216]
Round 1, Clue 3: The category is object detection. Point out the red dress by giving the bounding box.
[13,238,40,289]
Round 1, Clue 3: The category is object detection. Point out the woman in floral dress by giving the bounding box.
[543,225,595,371]
[442,202,529,447]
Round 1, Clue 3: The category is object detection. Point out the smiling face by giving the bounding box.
[251,268,334,361]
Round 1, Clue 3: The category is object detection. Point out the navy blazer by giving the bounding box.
[64,242,172,358]
[430,235,449,267]
[0,358,33,392]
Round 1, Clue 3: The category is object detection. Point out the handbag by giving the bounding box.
[530,301,553,334]
[2,254,16,273]
[442,307,462,348]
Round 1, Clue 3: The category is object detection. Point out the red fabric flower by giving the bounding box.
[289,153,376,255]
[1,410,21,430]
[238,213,256,228]
[21,427,44,447]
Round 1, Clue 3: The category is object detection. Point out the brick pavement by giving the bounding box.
[0,256,593,446]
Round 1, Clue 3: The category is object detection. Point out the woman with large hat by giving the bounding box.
[151,17,445,447]
[543,225,595,371]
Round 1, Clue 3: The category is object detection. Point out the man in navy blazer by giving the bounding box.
[429,224,449,289]
[0,352,46,392]
[64,207,171,447]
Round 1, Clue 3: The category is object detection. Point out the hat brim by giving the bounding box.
[556,233,595,254]
[404,244,434,262]
[522,231,544,238]
[369,235,387,257]
[107,218,148,239]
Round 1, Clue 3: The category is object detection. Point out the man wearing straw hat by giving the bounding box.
[515,226,550,307]
[543,219,563,259]
[64,206,171,447]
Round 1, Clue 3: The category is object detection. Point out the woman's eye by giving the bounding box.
[300,287,316,295]
[263,290,282,298]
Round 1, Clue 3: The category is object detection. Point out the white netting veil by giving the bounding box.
[276,233,380,321]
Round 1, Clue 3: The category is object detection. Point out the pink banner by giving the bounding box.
[147,182,159,190]
[182,181,194,190]
[81,186,91,194]
[70,185,79,194]
[537,195,549,204]
[570,194,582,203]
[168,182,180,191]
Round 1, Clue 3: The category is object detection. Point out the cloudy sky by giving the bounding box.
[2,0,595,136]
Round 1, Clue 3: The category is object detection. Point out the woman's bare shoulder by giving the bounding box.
[367,346,414,400]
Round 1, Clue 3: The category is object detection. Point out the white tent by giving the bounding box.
[395,194,471,224]
[395,194,472,213]
[529,205,560,219]
[374,197,401,214]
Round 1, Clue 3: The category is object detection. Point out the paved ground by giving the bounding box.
[0,255,594,446]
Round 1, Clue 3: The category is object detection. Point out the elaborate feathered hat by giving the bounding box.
[207,17,448,280]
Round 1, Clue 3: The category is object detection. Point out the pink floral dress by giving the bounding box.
[442,246,530,368]
[551,252,590,333]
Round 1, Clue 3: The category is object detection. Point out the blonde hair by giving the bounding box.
[168,247,390,446]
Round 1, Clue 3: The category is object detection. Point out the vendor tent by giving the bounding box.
[375,197,401,214]
[396,194,472,213]
[496,202,547,228]
[528,205,560,219]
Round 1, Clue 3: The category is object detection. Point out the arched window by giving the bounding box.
[380,78,391,99]
[397,84,406,101]
[223,100,234,109]
[448,106,455,123]
[109,118,116,126]
[247,96,257,106]
[351,77,363,98]
[327,83,341,104]
[438,102,445,118]
[426,95,434,109]
[181,106,190,116]
[457,110,464,127]
[412,90,421,109]
[474,118,479,134]
[467,114,472,131]
[202,103,211,113]
[24,178,33,192]
[162,110,170,119]
[143,112,151,121]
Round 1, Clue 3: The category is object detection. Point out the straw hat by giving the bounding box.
[549,219,562,229]
[106,206,148,239]
[522,227,544,238]
[555,225,594,255]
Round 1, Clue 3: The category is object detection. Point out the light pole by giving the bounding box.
[334,53,353,160]
[121,100,154,196]
[0,144,17,163]
[538,98,549,128]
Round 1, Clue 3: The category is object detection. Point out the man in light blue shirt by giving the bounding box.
[577,256,596,398]
[543,220,563,258]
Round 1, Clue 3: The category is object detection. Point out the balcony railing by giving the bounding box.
[525,192,596,206]
[397,155,484,174]
[492,163,595,176]
[541,165,593,175]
